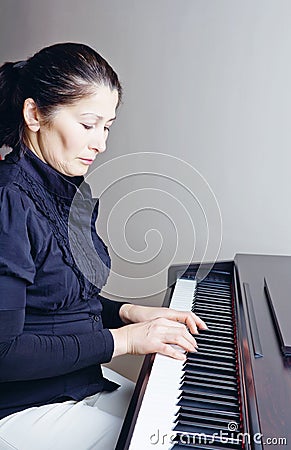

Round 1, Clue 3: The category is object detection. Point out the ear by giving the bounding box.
[23,98,41,132]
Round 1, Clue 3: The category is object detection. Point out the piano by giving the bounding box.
[116,254,291,449]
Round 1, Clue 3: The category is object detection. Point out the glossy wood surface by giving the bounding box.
[116,255,291,449]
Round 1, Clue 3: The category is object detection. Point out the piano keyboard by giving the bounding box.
[127,274,243,450]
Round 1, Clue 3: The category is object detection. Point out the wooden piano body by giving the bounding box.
[116,254,291,449]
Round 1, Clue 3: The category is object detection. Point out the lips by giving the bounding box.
[79,158,95,165]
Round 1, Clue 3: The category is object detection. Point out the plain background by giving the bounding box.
[1,0,291,380]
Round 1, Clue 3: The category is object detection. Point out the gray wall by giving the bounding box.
[2,0,291,379]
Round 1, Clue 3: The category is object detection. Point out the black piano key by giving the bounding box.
[194,339,234,350]
[187,351,235,364]
[194,328,234,345]
[179,383,238,399]
[198,280,231,286]
[171,439,242,449]
[181,379,238,395]
[203,323,234,331]
[196,326,234,337]
[193,342,235,355]
[173,426,241,445]
[178,398,239,413]
[194,305,233,315]
[181,380,237,396]
[195,285,228,290]
[184,362,236,377]
[181,373,237,387]
[195,292,231,297]
[183,369,237,382]
[175,405,240,422]
[173,421,240,440]
[196,328,233,336]
[179,388,238,405]
[174,423,241,443]
[198,286,231,293]
[173,429,242,447]
[185,358,236,372]
[195,292,231,299]
[180,372,237,390]
[195,291,231,298]
[197,287,231,293]
[194,298,232,307]
[174,411,237,428]
[189,331,234,342]
[200,277,230,282]
[196,289,231,301]
[196,300,232,306]
[197,318,233,327]
[197,281,230,288]
[174,406,240,422]
[194,313,233,325]
[196,326,233,335]
[195,310,233,319]
[194,299,232,309]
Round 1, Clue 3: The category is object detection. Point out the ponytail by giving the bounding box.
[0,61,26,148]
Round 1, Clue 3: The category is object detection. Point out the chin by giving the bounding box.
[69,165,90,177]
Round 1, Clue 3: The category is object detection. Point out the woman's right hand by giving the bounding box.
[109,317,198,361]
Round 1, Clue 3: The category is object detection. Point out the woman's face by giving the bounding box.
[26,85,119,176]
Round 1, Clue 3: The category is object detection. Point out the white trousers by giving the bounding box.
[0,367,135,450]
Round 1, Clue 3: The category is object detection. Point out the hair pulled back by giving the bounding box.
[0,42,122,148]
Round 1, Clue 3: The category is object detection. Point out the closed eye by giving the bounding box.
[81,124,110,133]
[81,124,94,130]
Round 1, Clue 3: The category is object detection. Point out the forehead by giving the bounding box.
[66,85,119,117]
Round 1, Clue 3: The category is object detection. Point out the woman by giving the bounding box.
[0,43,207,449]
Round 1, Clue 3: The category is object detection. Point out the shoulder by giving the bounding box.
[0,161,33,214]
[0,158,21,188]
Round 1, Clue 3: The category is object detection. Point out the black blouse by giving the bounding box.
[0,144,126,419]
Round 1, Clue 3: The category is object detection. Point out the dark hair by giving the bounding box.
[0,42,122,148]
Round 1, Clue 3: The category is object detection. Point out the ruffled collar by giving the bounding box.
[7,143,87,202]
[6,142,111,296]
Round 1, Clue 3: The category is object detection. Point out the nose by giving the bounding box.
[89,129,107,153]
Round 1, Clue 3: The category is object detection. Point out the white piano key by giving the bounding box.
[128,278,196,450]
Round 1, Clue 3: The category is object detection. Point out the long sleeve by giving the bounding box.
[98,294,129,329]
[0,276,114,382]
[0,187,115,382]
[0,152,122,417]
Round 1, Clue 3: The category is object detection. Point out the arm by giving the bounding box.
[98,294,128,329]
[0,276,114,382]
[0,188,115,382]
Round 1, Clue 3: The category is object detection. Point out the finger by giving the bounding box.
[151,319,198,350]
[184,313,208,334]
[163,326,198,351]
[154,317,189,330]
[177,324,199,349]
[160,313,201,340]
[158,343,186,361]
[192,313,208,329]
[172,333,198,353]
[169,311,199,334]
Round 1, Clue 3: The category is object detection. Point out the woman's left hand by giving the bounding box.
[119,304,208,335]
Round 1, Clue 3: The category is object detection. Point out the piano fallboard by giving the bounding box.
[116,254,291,449]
